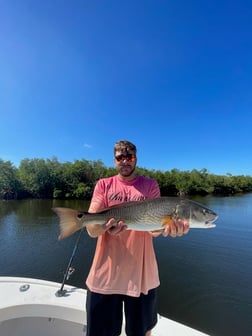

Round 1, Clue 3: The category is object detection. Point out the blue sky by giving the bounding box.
[1,0,252,176]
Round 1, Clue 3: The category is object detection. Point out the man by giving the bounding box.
[85,140,189,336]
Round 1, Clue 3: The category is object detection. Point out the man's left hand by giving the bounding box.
[151,220,190,238]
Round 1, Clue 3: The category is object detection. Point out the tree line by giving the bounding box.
[1,157,252,200]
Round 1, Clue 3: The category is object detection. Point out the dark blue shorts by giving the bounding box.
[86,288,158,336]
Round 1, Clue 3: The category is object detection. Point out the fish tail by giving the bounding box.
[52,207,84,240]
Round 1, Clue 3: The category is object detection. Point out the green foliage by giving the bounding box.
[0,160,21,199]
[18,158,55,198]
[1,157,252,199]
[72,182,92,199]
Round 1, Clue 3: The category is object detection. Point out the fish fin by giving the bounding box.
[52,207,84,240]
[161,215,174,227]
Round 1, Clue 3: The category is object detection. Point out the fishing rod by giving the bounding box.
[56,228,83,297]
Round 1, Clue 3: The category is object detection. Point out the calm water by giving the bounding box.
[0,195,252,336]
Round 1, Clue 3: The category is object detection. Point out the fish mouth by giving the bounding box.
[205,215,218,227]
[206,222,216,228]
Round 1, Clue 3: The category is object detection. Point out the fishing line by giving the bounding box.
[56,228,83,297]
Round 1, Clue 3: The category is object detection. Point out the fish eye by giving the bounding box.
[202,209,208,216]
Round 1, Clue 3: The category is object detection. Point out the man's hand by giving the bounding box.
[86,219,127,238]
[151,219,190,238]
[104,218,127,235]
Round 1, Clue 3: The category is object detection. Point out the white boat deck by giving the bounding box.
[0,277,209,336]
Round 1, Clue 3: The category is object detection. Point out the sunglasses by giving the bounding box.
[115,154,136,163]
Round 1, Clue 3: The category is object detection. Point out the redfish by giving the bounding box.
[53,197,217,240]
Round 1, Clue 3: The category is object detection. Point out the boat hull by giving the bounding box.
[0,277,209,336]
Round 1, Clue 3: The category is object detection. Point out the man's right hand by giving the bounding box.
[86,218,127,238]
[105,218,127,235]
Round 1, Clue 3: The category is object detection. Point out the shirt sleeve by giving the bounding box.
[148,178,161,199]
[88,179,106,213]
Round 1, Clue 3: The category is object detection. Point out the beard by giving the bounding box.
[118,164,136,177]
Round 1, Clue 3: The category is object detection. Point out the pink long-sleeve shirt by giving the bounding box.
[86,174,161,297]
